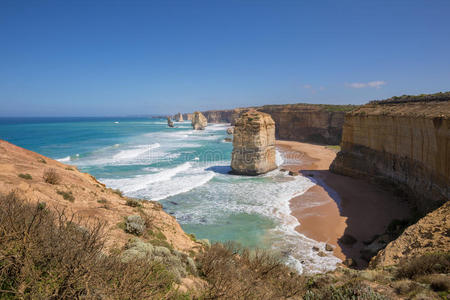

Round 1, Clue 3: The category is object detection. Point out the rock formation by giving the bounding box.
[330,96,449,214]
[174,112,184,122]
[231,110,276,175]
[191,111,208,130]
[167,117,174,128]
[226,127,234,135]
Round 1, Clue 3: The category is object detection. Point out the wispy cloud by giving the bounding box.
[346,81,386,89]
[302,84,325,94]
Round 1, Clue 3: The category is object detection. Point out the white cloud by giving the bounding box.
[303,84,312,89]
[347,81,386,89]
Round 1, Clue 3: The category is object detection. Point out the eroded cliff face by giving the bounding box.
[231,110,276,175]
[191,111,208,130]
[257,104,348,145]
[185,104,352,144]
[331,100,450,214]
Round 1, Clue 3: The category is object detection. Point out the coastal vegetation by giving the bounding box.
[1,191,448,299]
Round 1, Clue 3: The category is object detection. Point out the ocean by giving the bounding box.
[0,117,340,273]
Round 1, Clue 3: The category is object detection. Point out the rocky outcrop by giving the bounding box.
[191,111,208,130]
[226,127,234,135]
[231,110,276,175]
[257,104,352,145]
[174,113,184,122]
[371,201,450,267]
[167,117,174,127]
[331,97,450,214]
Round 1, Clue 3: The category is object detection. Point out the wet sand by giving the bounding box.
[276,140,413,267]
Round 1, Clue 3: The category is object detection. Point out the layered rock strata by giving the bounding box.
[191,111,208,130]
[231,110,277,175]
[330,98,450,214]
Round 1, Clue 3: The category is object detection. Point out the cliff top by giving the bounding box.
[235,110,275,126]
[369,91,450,105]
[258,103,357,113]
[350,97,450,118]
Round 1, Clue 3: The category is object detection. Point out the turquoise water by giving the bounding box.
[0,117,340,273]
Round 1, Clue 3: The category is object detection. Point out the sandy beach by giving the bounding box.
[276,140,413,268]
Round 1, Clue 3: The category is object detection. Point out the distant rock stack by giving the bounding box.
[175,112,184,122]
[191,111,208,130]
[231,110,276,175]
[167,117,174,128]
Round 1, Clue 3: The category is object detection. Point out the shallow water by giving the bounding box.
[0,117,340,273]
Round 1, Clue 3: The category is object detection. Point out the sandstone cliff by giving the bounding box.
[330,97,449,214]
[191,111,208,130]
[231,110,276,175]
[257,104,352,145]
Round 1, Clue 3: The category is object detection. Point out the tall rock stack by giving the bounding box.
[191,111,208,130]
[231,110,277,175]
[175,112,184,122]
[167,117,174,128]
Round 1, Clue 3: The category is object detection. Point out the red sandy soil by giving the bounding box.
[276,140,413,268]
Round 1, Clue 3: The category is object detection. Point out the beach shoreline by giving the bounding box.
[276,140,413,268]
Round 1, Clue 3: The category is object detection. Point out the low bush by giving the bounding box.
[57,190,75,202]
[125,215,146,236]
[396,252,450,279]
[43,168,60,184]
[197,242,306,299]
[0,192,180,299]
[18,173,32,180]
[126,198,142,207]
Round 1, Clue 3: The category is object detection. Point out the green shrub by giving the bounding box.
[396,252,450,279]
[18,173,32,180]
[37,158,47,164]
[97,198,108,204]
[108,188,123,197]
[56,190,75,202]
[124,215,145,236]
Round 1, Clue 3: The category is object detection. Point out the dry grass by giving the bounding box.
[42,168,60,184]
[396,252,450,279]
[197,242,307,299]
[0,192,182,299]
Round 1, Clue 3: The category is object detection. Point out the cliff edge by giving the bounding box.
[331,96,449,214]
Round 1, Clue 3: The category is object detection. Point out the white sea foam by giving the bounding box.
[276,150,284,166]
[113,143,160,160]
[57,156,71,162]
[101,162,192,193]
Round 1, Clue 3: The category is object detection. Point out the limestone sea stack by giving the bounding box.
[167,117,174,128]
[191,111,208,130]
[231,110,277,175]
[175,112,184,122]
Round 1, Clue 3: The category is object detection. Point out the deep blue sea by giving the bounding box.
[0,117,339,273]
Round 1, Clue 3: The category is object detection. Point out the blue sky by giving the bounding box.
[1,0,449,116]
